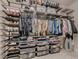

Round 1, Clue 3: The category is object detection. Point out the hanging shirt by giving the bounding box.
[55,18,59,35]
[42,20,45,36]
[53,18,58,35]
[37,19,42,36]
[57,18,62,34]
[67,20,72,35]
[62,19,68,35]
[42,20,48,36]
[32,18,38,35]
[69,20,77,33]
[48,20,53,34]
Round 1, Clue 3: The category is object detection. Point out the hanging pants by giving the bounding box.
[64,37,72,51]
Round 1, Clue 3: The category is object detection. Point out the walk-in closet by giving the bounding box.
[0,0,78,59]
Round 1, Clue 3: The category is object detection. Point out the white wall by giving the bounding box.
[68,0,78,29]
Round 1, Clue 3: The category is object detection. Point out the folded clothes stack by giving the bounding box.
[35,37,49,56]
[19,36,36,59]
[3,7,20,17]
[49,37,60,45]
[49,47,60,54]
[36,50,49,56]
[49,37,60,53]
[7,48,20,58]
[8,57,19,59]
[20,47,36,54]
[37,45,49,51]
[36,38,49,46]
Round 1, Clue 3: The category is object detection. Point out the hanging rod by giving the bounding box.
[66,10,74,14]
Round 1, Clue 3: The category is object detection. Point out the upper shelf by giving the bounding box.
[3,16,19,22]
[1,2,74,19]
[0,29,19,32]
[3,10,20,18]
[2,23,19,27]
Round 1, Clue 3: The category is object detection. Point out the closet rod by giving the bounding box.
[66,10,74,14]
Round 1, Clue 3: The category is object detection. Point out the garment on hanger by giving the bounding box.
[55,18,59,35]
[62,19,68,35]
[64,33,73,51]
[37,19,42,36]
[53,18,59,35]
[32,18,38,35]
[48,19,53,34]
[42,20,48,36]
[57,18,62,34]
[69,20,77,33]
[19,13,32,36]
[67,20,72,35]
